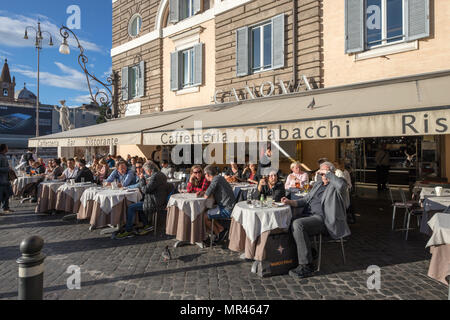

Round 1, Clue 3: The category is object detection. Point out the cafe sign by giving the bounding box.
[28,132,141,148]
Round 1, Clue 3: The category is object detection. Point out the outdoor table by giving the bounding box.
[35,180,66,213]
[421,197,450,235]
[426,213,450,286]
[165,193,214,248]
[77,186,105,220]
[55,182,97,214]
[167,179,183,188]
[420,187,450,201]
[12,175,42,196]
[228,201,292,262]
[231,183,258,202]
[84,188,141,229]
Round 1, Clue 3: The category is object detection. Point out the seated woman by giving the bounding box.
[258,170,286,202]
[242,162,259,184]
[187,165,210,194]
[285,161,309,190]
[95,159,111,184]
[224,162,242,183]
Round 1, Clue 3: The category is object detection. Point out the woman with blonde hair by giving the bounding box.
[285,161,309,190]
[187,165,210,194]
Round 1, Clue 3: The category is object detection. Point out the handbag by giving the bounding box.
[255,231,298,278]
[8,168,17,182]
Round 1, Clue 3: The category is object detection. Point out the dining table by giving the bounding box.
[230,183,258,202]
[35,180,66,213]
[228,201,292,264]
[55,182,97,214]
[12,175,43,197]
[165,192,214,248]
[420,196,450,235]
[78,187,142,230]
[420,187,450,201]
[426,213,450,288]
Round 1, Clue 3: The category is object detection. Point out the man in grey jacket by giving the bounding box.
[282,161,351,278]
[0,144,13,214]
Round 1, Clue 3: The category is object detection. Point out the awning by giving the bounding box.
[28,110,200,148]
[143,71,450,145]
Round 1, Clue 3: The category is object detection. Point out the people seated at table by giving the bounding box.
[95,159,111,184]
[258,170,286,202]
[129,156,137,172]
[106,160,136,188]
[47,159,64,180]
[61,157,68,170]
[312,158,329,183]
[106,154,115,168]
[203,165,237,243]
[74,159,94,183]
[225,162,243,183]
[116,162,174,239]
[31,160,46,175]
[187,165,210,194]
[44,160,54,175]
[242,163,259,184]
[281,161,351,279]
[160,160,174,177]
[285,161,309,190]
[127,162,147,189]
[58,158,79,181]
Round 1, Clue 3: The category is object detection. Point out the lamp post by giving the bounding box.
[24,22,54,157]
[58,26,118,119]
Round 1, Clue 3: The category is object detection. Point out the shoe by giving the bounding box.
[215,229,229,243]
[115,231,135,239]
[3,209,14,214]
[137,227,153,236]
[143,225,154,232]
[289,264,316,279]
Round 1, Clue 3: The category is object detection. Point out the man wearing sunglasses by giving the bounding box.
[127,162,147,189]
[282,161,351,279]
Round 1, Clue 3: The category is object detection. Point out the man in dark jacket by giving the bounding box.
[74,159,94,183]
[116,162,174,239]
[0,144,13,214]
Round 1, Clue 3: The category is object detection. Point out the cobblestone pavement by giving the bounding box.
[0,190,448,300]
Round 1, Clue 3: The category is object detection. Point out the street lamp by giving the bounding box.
[24,22,54,157]
[58,26,118,119]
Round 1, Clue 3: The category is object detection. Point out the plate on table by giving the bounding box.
[274,202,286,207]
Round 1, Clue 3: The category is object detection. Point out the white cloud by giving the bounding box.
[11,61,89,91]
[72,94,92,104]
[0,12,103,53]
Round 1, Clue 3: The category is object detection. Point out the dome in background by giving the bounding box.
[15,84,37,103]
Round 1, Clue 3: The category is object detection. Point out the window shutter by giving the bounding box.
[405,0,430,41]
[272,14,285,70]
[193,43,203,86]
[170,51,180,91]
[345,0,365,54]
[121,67,129,101]
[137,61,145,98]
[169,0,180,23]
[193,0,202,15]
[236,26,249,77]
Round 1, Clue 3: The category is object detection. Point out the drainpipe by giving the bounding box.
[292,0,298,88]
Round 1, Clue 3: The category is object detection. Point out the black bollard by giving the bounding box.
[16,236,46,300]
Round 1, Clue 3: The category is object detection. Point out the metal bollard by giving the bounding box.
[16,236,46,300]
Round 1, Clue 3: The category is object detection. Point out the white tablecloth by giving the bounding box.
[80,187,105,207]
[13,176,42,190]
[231,183,258,200]
[57,183,97,202]
[231,201,292,243]
[426,213,450,248]
[420,187,450,200]
[93,189,141,214]
[167,193,213,222]
[40,181,66,193]
[424,197,450,212]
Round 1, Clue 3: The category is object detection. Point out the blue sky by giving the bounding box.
[0,0,112,108]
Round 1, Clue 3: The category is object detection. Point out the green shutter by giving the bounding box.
[193,43,203,86]
[137,61,145,98]
[121,67,129,101]
[169,0,180,23]
[170,51,179,91]
[345,0,365,54]
[236,26,249,77]
[272,14,285,70]
[405,0,430,41]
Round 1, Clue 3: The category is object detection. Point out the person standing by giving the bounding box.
[0,144,14,214]
[375,144,390,191]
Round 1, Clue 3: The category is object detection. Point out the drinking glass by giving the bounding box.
[266,196,273,207]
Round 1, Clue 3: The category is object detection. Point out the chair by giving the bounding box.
[399,189,422,240]
[153,187,177,236]
[389,188,414,231]
[313,233,346,272]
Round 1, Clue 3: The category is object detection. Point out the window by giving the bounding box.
[181,0,195,20]
[121,61,145,101]
[236,14,284,77]
[345,0,430,54]
[366,0,404,48]
[2,89,7,97]
[169,0,201,23]
[128,14,142,37]
[170,43,203,91]
[251,23,273,72]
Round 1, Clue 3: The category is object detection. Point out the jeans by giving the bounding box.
[207,205,231,219]
[125,202,146,232]
[291,214,327,265]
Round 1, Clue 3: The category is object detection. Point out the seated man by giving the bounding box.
[202,165,236,243]
[74,159,94,183]
[126,162,147,189]
[116,163,173,239]
[105,160,136,188]
[160,160,174,177]
[58,158,78,181]
[282,161,351,279]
